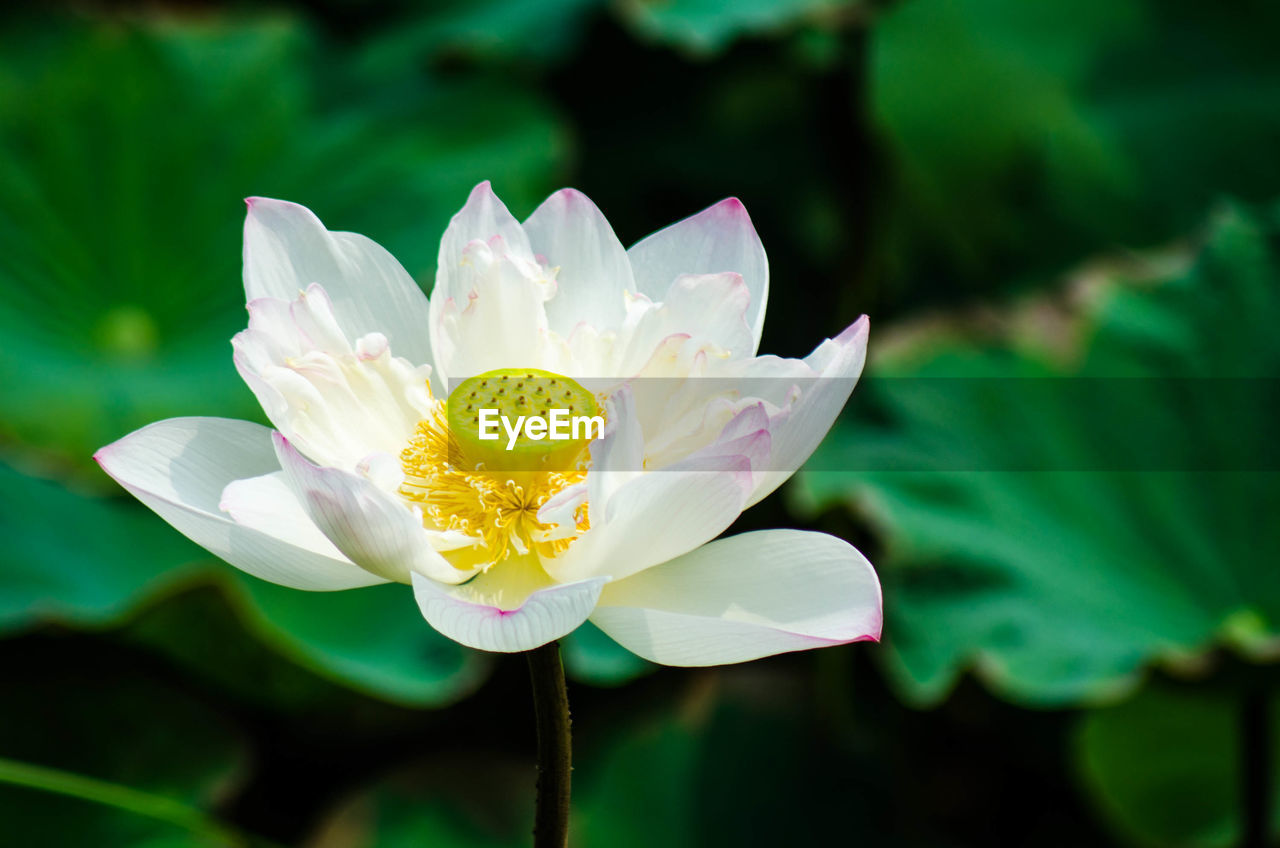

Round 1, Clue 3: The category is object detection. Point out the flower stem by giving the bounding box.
[0,755,265,846]
[526,640,572,848]
[1241,682,1273,848]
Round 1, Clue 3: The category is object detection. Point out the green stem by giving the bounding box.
[1241,683,1273,848]
[526,640,572,848]
[0,756,258,847]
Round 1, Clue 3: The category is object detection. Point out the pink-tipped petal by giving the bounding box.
[591,529,881,666]
[95,418,380,590]
[523,188,633,334]
[546,394,761,585]
[412,571,607,653]
[243,198,434,372]
[274,435,470,586]
[742,315,870,507]
[430,183,552,381]
[627,197,769,353]
[434,182,532,303]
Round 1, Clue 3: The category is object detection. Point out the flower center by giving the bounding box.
[399,368,601,569]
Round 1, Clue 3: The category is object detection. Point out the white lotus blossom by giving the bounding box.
[96,183,881,662]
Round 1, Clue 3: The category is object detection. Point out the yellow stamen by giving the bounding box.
[399,369,599,570]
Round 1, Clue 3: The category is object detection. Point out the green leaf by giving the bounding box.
[0,461,205,634]
[353,0,605,71]
[0,458,490,707]
[573,712,701,848]
[871,0,1280,292]
[0,13,566,709]
[796,202,1280,705]
[226,577,491,708]
[572,671,890,845]
[1076,682,1280,847]
[619,0,857,55]
[0,757,250,848]
[305,764,530,847]
[561,621,653,687]
[0,15,566,475]
[312,667,891,847]
[0,645,249,846]
[120,584,360,713]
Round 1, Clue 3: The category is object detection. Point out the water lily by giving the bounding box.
[95,183,881,663]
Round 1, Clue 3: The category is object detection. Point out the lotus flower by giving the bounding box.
[95,183,881,662]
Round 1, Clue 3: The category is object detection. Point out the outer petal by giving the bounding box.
[523,188,632,335]
[743,316,869,507]
[274,435,471,586]
[591,529,881,666]
[412,571,607,653]
[94,418,382,590]
[627,198,769,353]
[544,397,768,584]
[220,471,348,561]
[243,198,434,372]
[547,458,754,583]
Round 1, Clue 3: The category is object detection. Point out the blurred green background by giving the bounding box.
[1,0,1279,845]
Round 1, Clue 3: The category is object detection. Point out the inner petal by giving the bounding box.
[233,284,433,470]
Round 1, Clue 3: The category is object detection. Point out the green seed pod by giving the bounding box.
[446,368,603,474]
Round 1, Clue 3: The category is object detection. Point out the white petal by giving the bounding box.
[430,249,553,379]
[627,198,769,353]
[664,272,754,357]
[584,386,646,511]
[620,272,755,369]
[274,434,471,586]
[219,471,346,560]
[591,529,881,666]
[719,400,770,441]
[243,197,434,372]
[429,183,563,381]
[523,188,632,336]
[233,284,434,470]
[744,316,869,506]
[545,420,764,584]
[94,418,381,590]
[435,182,533,297]
[412,570,606,653]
